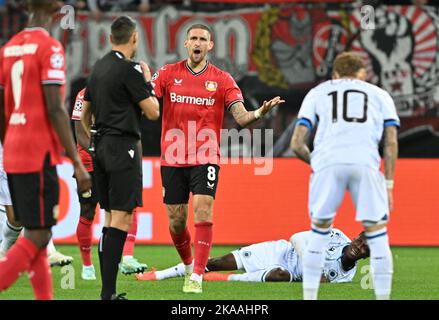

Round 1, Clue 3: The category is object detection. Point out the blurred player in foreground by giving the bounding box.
[137,229,369,283]
[0,0,91,299]
[291,52,399,300]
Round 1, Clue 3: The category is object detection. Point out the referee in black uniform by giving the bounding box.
[81,15,159,300]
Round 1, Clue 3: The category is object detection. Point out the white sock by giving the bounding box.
[229,270,267,282]
[190,272,203,283]
[156,263,186,280]
[0,221,23,254]
[47,238,56,254]
[302,226,332,300]
[184,260,194,274]
[365,228,393,300]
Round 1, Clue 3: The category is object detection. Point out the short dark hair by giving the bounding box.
[186,24,213,39]
[332,52,365,77]
[111,16,137,45]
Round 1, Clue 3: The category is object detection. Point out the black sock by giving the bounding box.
[100,227,127,300]
[98,227,108,283]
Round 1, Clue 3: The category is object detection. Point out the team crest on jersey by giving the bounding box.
[205,81,217,92]
[243,251,252,258]
[327,269,338,281]
[151,71,159,81]
[50,53,64,69]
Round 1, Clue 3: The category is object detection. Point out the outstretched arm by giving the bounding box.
[229,96,285,128]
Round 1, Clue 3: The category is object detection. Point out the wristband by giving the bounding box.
[385,180,394,189]
[254,108,262,120]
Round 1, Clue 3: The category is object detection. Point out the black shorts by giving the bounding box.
[76,170,99,205]
[161,164,220,204]
[7,154,59,229]
[94,135,142,212]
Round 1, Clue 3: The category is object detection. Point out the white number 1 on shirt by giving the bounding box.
[11,60,24,110]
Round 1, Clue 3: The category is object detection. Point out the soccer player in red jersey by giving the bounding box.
[72,88,147,280]
[152,23,284,293]
[0,0,91,299]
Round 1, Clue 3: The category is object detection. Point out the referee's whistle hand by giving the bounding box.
[74,161,92,193]
[140,61,152,81]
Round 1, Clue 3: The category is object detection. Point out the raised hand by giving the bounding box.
[260,96,285,117]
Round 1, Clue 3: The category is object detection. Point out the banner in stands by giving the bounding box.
[54,158,439,246]
[55,5,439,119]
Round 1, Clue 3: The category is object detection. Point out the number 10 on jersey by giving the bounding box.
[328,90,368,123]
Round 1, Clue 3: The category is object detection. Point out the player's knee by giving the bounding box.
[265,268,291,282]
[25,229,52,249]
[169,215,187,234]
[167,205,187,230]
[194,206,213,222]
[110,211,132,232]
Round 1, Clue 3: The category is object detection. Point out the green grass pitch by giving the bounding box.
[0,245,438,300]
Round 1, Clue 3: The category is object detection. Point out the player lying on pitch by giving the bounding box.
[136,228,369,283]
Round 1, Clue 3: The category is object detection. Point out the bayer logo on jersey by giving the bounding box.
[205,81,217,92]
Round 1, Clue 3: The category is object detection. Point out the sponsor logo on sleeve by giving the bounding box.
[50,53,64,69]
[48,69,65,80]
[134,64,143,74]
[72,98,83,119]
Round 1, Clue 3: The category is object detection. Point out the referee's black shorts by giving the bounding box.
[7,153,59,229]
[161,164,220,204]
[94,135,142,212]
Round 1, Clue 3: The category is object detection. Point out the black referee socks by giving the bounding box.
[100,227,127,300]
[98,226,108,282]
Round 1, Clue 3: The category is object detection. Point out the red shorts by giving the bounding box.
[78,144,93,172]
